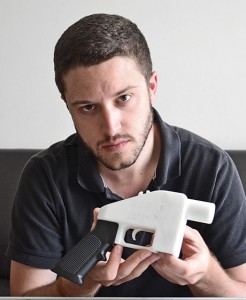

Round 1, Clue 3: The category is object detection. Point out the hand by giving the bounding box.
[87,244,160,287]
[85,208,160,287]
[152,226,212,286]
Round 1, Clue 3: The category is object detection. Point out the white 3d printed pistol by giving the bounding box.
[53,190,215,285]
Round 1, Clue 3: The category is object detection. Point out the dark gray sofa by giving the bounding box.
[0,149,245,296]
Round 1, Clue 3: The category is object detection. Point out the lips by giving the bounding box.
[102,140,129,152]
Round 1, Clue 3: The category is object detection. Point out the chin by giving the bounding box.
[102,157,138,171]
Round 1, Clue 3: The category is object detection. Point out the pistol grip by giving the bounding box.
[52,220,118,285]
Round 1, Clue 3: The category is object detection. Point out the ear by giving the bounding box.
[149,71,158,104]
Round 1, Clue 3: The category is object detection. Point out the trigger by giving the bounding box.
[132,229,140,241]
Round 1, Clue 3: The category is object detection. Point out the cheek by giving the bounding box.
[133,104,152,125]
[78,124,97,139]
[71,117,98,144]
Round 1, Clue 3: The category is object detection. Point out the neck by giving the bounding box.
[98,123,161,198]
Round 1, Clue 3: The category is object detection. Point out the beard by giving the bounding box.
[82,106,154,171]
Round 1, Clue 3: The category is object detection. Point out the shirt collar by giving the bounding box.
[153,108,181,187]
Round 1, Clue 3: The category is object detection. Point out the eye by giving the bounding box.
[80,104,95,112]
[118,94,131,103]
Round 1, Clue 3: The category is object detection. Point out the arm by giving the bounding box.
[10,246,160,296]
[190,260,246,297]
[10,261,58,296]
[152,226,246,297]
[9,206,159,296]
[10,260,102,297]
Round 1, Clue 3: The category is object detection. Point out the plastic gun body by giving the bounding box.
[52,190,215,285]
[99,190,215,256]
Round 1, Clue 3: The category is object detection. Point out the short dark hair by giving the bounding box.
[54,13,152,98]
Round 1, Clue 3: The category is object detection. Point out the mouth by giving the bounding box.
[101,139,130,152]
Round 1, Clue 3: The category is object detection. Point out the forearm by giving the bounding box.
[189,255,246,297]
[24,276,101,297]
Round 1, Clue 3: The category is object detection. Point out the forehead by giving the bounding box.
[63,57,146,99]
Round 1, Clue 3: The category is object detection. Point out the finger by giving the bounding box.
[157,244,209,284]
[93,245,123,284]
[154,253,183,272]
[152,253,192,285]
[182,227,208,258]
[105,245,124,270]
[183,226,204,245]
[113,250,160,285]
[152,226,212,286]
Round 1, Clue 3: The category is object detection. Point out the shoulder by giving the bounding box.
[170,126,243,200]
[33,133,78,160]
[154,110,235,188]
[154,108,232,168]
[18,134,79,186]
[172,125,231,165]
[27,133,78,167]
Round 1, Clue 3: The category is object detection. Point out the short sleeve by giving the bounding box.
[203,153,246,268]
[6,157,63,269]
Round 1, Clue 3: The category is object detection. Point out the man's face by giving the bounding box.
[63,57,157,171]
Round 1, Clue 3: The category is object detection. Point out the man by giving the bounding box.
[7,13,246,297]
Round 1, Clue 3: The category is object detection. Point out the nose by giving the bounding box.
[101,106,121,136]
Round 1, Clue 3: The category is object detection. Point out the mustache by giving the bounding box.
[97,134,133,147]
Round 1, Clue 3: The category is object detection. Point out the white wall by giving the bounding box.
[1,0,246,149]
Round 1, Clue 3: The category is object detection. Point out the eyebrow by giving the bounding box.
[70,85,138,106]
[114,85,138,96]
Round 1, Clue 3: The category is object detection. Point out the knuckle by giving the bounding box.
[187,277,198,285]
[101,268,117,281]
[118,269,129,278]
[179,268,191,278]
[101,281,113,287]
[130,269,142,279]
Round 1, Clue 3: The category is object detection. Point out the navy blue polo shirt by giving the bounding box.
[7,109,246,297]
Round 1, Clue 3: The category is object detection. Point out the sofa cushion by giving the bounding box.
[0,279,10,296]
[227,150,246,193]
[0,149,40,280]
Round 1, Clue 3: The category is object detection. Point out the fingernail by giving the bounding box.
[114,244,123,254]
[141,251,152,260]
[150,254,160,263]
